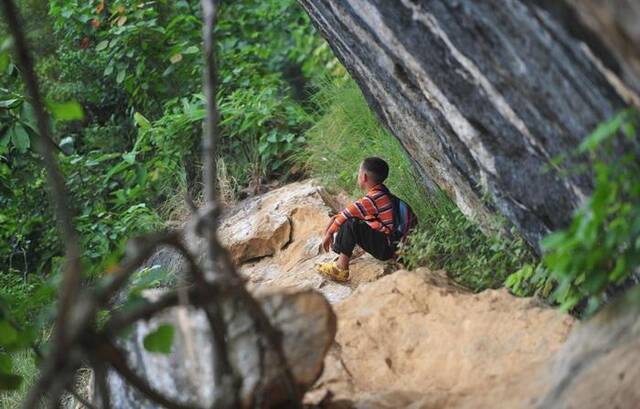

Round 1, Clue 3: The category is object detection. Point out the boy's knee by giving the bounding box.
[340,218,358,231]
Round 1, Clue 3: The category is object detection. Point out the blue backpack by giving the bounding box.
[389,194,418,246]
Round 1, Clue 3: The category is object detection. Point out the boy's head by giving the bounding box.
[358,157,389,190]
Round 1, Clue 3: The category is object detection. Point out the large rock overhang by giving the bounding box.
[298,0,636,253]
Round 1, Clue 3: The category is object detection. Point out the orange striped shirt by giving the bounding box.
[328,184,394,235]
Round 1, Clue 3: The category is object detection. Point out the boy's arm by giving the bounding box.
[327,197,374,234]
[324,215,337,234]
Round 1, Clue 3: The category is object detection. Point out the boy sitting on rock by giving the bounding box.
[317,157,396,282]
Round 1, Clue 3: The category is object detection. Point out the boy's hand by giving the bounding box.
[324,215,337,234]
[321,232,333,253]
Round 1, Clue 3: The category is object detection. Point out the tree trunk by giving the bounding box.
[298,0,638,252]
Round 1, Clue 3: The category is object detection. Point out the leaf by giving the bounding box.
[0,321,17,346]
[143,324,174,354]
[0,353,11,373]
[116,69,126,84]
[11,123,29,153]
[116,16,127,26]
[104,64,114,76]
[47,100,85,121]
[0,52,9,73]
[0,98,20,108]
[183,46,199,55]
[0,373,22,391]
[96,40,109,51]
[133,112,151,129]
[20,102,37,132]
[122,151,136,164]
[579,112,624,153]
[170,53,183,64]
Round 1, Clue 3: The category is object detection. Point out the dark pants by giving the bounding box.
[331,218,394,261]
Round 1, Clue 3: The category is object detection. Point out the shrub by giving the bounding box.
[541,109,640,313]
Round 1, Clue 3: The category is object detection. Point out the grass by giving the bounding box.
[300,79,536,291]
[0,352,39,409]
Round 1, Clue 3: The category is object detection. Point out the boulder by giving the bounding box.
[146,180,399,303]
[234,181,398,304]
[306,269,575,409]
[298,0,637,252]
[178,180,342,269]
[535,286,640,409]
[103,289,336,409]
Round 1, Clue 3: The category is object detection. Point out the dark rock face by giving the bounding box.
[298,0,635,251]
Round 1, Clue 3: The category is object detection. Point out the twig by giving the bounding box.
[200,2,239,408]
[102,291,180,335]
[93,361,111,409]
[213,239,303,407]
[98,340,200,409]
[201,0,221,212]
[98,231,182,305]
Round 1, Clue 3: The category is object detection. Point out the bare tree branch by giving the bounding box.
[93,361,111,409]
[98,341,200,409]
[201,0,221,213]
[199,3,240,408]
[98,231,183,305]
[102,291,180,336]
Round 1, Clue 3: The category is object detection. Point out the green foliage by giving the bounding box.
[401,219,534,291]
[302,79,535,291]
[143,324,175,354]
[504,262,552,298]
[0,274,52,327]
[0,88,37,154]
[49,0,202,115]
[46,100,84,122]
[219,85,310,185]
[541,109,640,313]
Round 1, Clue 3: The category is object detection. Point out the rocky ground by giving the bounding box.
[105,180,639,409]
[206,181,575,408]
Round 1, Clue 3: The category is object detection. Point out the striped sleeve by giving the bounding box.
[328,197,368,234]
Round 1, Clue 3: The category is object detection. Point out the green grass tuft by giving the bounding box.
[0,352,40,409]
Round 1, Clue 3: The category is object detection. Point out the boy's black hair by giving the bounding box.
[361,157,389,184]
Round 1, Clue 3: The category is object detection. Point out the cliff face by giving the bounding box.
[298,0,636,251]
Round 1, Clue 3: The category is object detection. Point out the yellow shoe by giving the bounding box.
[316,261,350,283]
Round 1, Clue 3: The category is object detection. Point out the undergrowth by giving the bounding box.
[0,351,39,409]
[300,79,535,291]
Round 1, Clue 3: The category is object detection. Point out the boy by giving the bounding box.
[316,157,395,282]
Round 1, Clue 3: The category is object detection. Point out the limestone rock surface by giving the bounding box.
[103,289,336,409]
[536,286,640,409]
[306,269,575,409]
